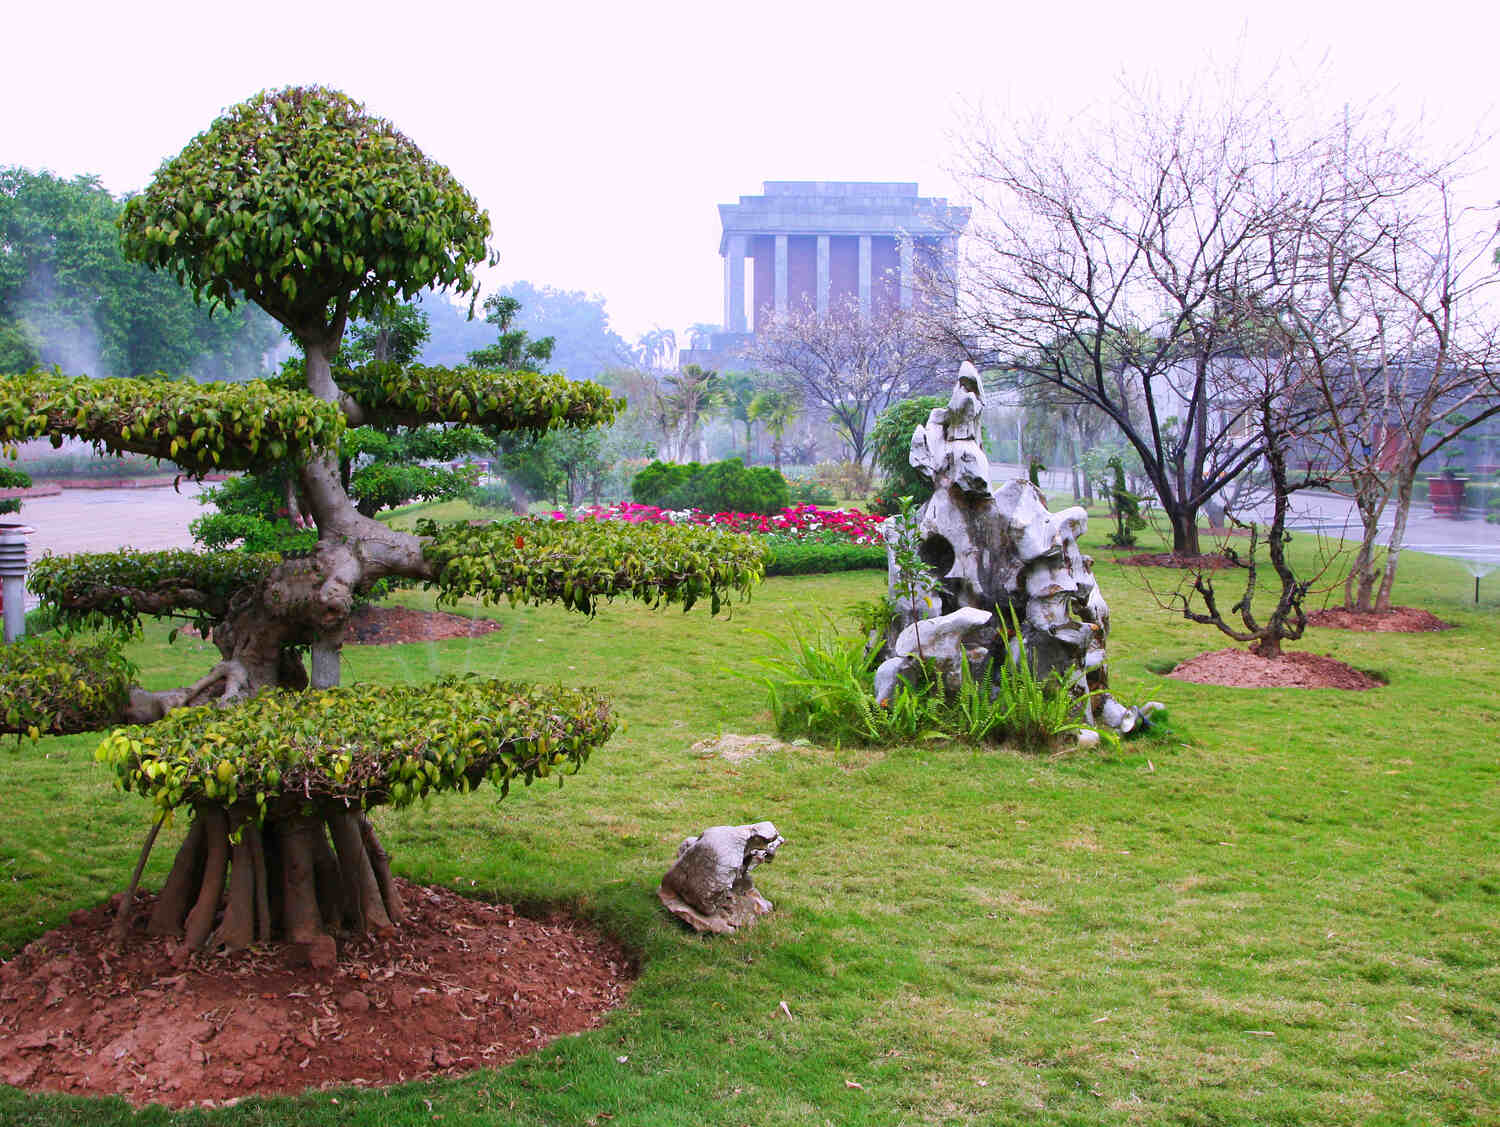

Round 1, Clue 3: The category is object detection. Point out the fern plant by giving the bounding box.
[755,613,1095,751]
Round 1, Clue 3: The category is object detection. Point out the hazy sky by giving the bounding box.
[6,0,1497,344]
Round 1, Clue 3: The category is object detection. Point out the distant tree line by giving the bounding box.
[0,167,281,379]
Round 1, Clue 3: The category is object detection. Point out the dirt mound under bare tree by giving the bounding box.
[0,880,633,1109]
[345,604,502,645]
[1167,648,1383,690]
[1306,606,1452,633]
[1112,552,1245,570]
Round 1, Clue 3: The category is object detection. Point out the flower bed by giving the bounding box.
[550,502,886,545]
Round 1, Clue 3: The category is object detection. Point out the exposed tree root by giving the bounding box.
[133,800,406,961]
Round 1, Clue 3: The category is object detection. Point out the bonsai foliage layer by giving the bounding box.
[28,549,281,636]
[338,362,622,432]
[0,370,344,472]
[0,635,137,739]
[118,86,491,324]
[95,678,613,955]
[97,677,614,817]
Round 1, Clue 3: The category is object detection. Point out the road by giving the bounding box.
[990,462,1500,572]
[3,481,210,609]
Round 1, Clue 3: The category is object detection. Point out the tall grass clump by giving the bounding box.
[756,616,1092,751]
[752,620,943,746]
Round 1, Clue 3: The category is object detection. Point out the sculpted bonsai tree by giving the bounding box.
[0,87,764,962]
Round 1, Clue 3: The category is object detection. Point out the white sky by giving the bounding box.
[5,0,1498,344]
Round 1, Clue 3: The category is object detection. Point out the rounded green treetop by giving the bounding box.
[119,86,491,348]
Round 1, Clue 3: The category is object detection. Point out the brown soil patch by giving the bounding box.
[1112,552,1245,570]
[1167,648,1381,690]
[0,880,633,1109]
[345,604,501,646]
[1307,606,1453,633]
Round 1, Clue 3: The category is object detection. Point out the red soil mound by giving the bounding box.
[0,880,632,1109]
[346,604,501,645]
[1167,648,1382,690]
[1306,606,1452,633]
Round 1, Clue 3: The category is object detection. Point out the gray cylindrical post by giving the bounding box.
[0,524,34,645]
[310,637,342,689]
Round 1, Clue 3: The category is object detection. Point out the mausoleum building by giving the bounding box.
[683,181,969,369]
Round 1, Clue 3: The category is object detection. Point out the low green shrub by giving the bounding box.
[763,540,886,576]
[420,515,768,615]
[95,676,615,815]
[630,460,698,507]
[0,634,137,739]
[470,482,519,511]
[786,477,837,506]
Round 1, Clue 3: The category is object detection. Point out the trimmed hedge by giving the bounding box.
[96,676,614,816]
[763,540,887,576]
[421,516,767,616]
[0,634,137,739]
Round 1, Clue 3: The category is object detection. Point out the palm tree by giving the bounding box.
[657,364,723,463]
[748,390,802,473]
[634,326,677,370]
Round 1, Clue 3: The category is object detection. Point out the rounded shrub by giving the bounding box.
[870,395,945,512]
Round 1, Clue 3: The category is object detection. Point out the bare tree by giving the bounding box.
[753,298,953,466]
[1288,153,1500,612]
[1167,317,1340,657]
[948,77,1351,555]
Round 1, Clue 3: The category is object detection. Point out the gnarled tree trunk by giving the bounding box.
[138,799,405,963]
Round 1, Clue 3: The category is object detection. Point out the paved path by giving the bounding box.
[6,482,210,609]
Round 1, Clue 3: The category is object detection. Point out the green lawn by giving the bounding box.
[2,523,1497,1125]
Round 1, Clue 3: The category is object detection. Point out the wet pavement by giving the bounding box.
[991,462,1500,571]
[4,482,210,609]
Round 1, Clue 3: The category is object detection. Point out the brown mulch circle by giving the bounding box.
[1306,606,1453,633]
[1167,648,1382,690]
[345,604,501,646]
[1112,552,1246,569]
[0,879,634,1109]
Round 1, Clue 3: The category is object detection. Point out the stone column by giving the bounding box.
[858,235,872,320]
[816,235,830,317]
[723,234,748,333]
[774,235,788,315]
[899,235,914,309]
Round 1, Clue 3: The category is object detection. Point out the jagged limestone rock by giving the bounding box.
[874,606,994,705]
[657,821,784,935]
[881,361,1147,733]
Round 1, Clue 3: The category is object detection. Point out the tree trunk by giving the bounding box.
[1376,470,1416,612]
[1167,505,1201,556]
[140,801,406,959]
[1345,484,1385,613]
